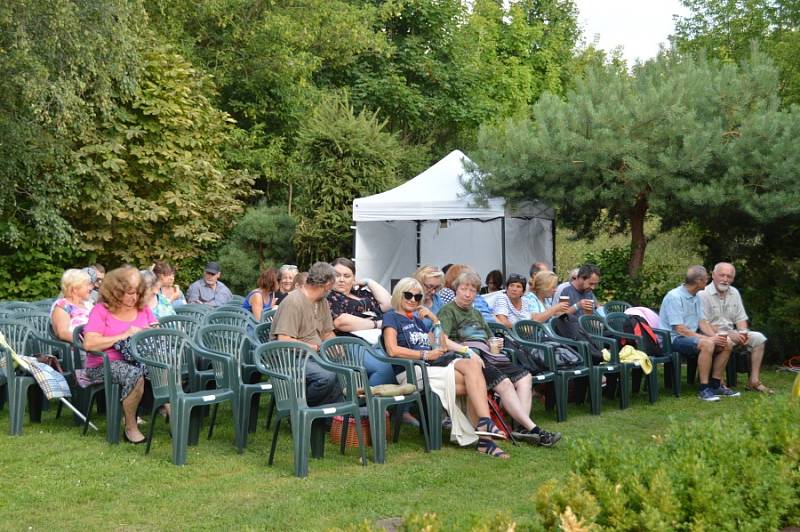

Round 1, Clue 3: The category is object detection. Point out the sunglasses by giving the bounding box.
[402,291,423,302]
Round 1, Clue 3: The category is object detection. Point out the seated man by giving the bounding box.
[699,262,772,394]
[554,263,600,320]
[269,262,343,406]
[185,261,233,307]
[659,265,735,402]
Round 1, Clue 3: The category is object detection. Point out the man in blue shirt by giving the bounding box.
[659,265,735,402]
[186,261,233,307]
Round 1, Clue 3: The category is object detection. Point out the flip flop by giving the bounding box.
[746,381,775,395]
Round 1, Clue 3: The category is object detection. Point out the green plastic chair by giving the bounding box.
[0,319,37,435]
[203,311,257,330]
[260,307,277,325]
[254,340,367,477]
[207,305,254,320]
[174,304,212,322]
[0,302,38,314]
[603,301,632,314]
[577,315,628,413]
[160,315,217,394]
[74,324,123,443]
[198,325,272,448]
[320,337,429,464]
[130,328,243,464]
[605,312,681,400]
[229,295,246,305]
[509,321,559,413]
[513,319,591,422]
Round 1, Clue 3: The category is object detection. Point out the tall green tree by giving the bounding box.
[469,50,800,278]
[673,0,800,105]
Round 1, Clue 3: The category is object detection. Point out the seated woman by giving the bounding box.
[274,264,299,304]
[492,273,532,328]
[51,269,95,342]
[413,265,446,318]
[243,268,278,321]
[327,257,395,387]
[438,270,562,447]
[382,277,509,458]
[525,271,573,322]
[83,266,157,444]
[153,261,186,307]
[440,264,496,323]
[141,269,175,320]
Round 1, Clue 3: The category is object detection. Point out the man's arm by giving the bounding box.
[185,281,200,304]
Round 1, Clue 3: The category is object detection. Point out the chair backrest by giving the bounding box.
[251,322,272,345]
[159,314,201,339]
[0,319,32,356]
[261,307,277,325]
[33,299,56,311]
[578,315,606,337]
[198,324,249,367]
[253,341,314,409]
[229,295,246,305]
[174,304,212,322]
[12,310,51,337]
[130,328,190,400]
[214,305,252,317]
[487,321,511,337]
[605,312,629,333]
[204,311,255,329]
[319,337,370,392]
[513,319,549,343]
[604,300,632,314]
[0,301,38,314]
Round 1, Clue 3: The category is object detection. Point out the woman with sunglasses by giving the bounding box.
[382,277,510,458]
[492,273,531,328]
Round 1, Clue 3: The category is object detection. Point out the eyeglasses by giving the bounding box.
[423,283,441,291]
[402,292,423,302]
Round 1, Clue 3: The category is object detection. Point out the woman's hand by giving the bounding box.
[426,348,446,361]
[417,306,437,322]
[126,326,144,337]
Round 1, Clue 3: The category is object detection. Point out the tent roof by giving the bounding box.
[352,150,553,222]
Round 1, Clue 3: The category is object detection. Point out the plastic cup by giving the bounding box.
[559,296,570,305]
[489,337,502,354]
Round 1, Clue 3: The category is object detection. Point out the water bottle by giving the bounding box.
[431,322,442,349]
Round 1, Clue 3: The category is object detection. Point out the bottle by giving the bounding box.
[431,321,442,349]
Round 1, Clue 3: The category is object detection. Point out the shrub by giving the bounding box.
[535,398,800,530]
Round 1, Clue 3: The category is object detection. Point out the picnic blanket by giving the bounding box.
[1,351,71,400]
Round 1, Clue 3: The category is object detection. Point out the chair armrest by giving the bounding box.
[652,328,672,351]
[311,352,360,402]
[191,343,239,389]
[31,333,73,370]
[514,338,557,371]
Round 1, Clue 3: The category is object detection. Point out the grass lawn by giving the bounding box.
[0,368,795,531]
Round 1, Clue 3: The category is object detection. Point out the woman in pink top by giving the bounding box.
[83,266,156,444]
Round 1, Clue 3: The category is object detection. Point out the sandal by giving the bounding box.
[477,438,510,459]
[746,381,775,395]
[475,417,507,439]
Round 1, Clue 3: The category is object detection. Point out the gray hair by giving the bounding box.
[278,264,299,280]
[306,262,337,286]
[685,265,708,285]
[713,262,736,276]
[140,269,158,291]
[452,271,482,292]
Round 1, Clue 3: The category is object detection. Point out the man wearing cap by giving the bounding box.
[186,261,233,307]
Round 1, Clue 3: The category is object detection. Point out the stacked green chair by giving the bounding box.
[577,315,629,412]
[174,304,212,322]
[320,337,429,464]
[251,322,272,345]
[254,340,367,477]
[0,301,38,314]
[513,319,591,421]
[603,300,632,314]
[198,325,272,448]
[0,319,37,435]
[488,321,559,404]
[72,324,123,443]
[260,307,277,325]
[204,311,257,330]
[605,312,681,401]
[211,305,254,320]
[229,295,246,305]
[130,328,243,464]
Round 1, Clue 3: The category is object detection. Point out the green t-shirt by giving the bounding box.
[438,301,492,343]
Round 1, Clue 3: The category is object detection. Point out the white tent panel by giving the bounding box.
[504,217,553,275]
[418,220,502,278]
[354,221,416,287]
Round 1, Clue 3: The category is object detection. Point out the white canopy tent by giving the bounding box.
[352,150,555,288]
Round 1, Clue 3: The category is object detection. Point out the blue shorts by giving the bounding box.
[672,335,700,356]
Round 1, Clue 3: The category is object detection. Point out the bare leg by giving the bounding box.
[493,379,535,431]
[711,343,732,381]
[514,375,533,419]
[697,338,715,385]
[454,357,489,422]
[123,377,145,440]
[749,343,765,384]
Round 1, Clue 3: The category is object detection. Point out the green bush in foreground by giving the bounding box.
[536,398,800,531]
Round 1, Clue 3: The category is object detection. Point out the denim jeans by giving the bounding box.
[305,359,344,406]
[364,349,396,386]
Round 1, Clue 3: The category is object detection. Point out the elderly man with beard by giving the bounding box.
[699,262,773,394]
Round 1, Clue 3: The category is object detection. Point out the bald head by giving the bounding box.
[683,265,708,294]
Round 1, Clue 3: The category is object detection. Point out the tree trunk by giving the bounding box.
[628,193,649,278]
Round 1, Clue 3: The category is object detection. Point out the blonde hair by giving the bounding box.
[61,269,91,298]
[390,277,423,311]
[531,271,558,296]
[413,265,443,285]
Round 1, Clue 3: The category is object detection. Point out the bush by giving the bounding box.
[535,398,800,531]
